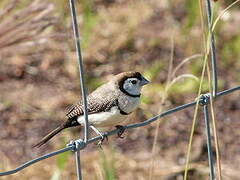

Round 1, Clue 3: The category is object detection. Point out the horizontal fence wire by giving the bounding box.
[0,85,239,177]
[0,147,72,176]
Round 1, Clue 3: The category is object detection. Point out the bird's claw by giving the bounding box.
[97,132,108,148]
[115,125,125,139]
[90,125,108,148]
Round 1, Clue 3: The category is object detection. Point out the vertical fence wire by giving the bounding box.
[69,0,88,179]
[204,1,219,179]
[205,0,218,97]
[75,151,82,180]
[203,104,215,180]
[69,0,89,143]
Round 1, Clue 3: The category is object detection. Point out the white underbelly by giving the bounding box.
[77,106,125,127]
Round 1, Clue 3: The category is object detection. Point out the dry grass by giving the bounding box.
[0,0,57,57]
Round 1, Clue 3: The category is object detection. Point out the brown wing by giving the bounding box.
[66,82,118,120]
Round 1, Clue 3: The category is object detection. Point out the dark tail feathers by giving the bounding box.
[33,125,65,148]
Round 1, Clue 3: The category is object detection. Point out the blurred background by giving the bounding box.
[0,0,239,179]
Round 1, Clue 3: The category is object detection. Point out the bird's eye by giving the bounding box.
[131,80,137,84]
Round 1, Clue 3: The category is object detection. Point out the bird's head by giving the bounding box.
[116,71,150,97]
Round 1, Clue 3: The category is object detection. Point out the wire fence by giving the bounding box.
[0,0,239,179]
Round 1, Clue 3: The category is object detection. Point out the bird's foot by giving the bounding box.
[97,132,108,148]
[90,125,108,148]
[115,125,125,138]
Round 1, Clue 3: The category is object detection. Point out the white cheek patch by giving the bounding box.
[123,79,141,96]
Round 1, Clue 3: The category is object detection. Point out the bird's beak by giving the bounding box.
[140,76,150,86]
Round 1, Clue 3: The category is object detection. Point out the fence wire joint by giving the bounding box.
[199,93,211,106]
[67,139,86,152]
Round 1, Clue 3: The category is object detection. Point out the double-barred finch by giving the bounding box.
[33,71,149,148]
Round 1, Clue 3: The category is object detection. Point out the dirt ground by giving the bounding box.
[0,0,240,179]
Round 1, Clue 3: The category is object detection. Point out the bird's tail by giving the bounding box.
[32,125,66,148]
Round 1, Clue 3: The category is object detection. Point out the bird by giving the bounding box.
[33,71,149,148]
